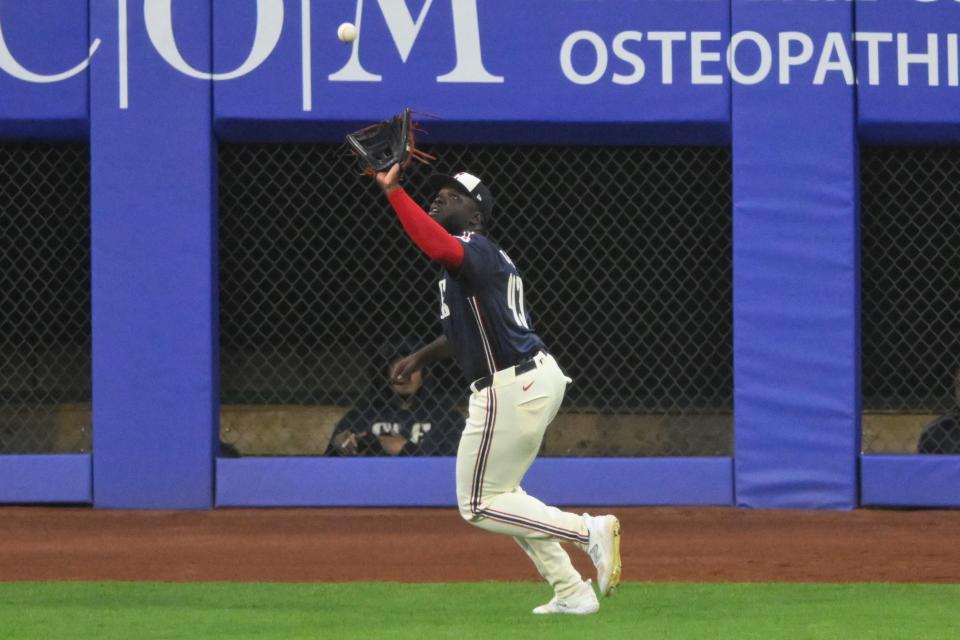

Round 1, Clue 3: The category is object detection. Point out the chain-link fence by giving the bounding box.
[861,145,960,454]
[6,141,954,457]
[219,144,732,457]
[0,144,91,454]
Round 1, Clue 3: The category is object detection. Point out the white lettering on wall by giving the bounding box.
[301,0,312,110]
[328,0,376,80]
[949,33,958,86]
[559,31,607,85]
[0,17,100,83]
[437,0,501,82]
[553,30,957,89]
[648,32,686,84]
[381,0,434,63]
[691,32,723,85]
[897,33,939,86]
[3,11,959,103]
[612,31,645,85]
[853,32,893,86]
[727,31,772,85]
[119,0,129,108]
[814,32,855,85]
[329,0,502,83]
[144,0,283,80]
[779,32,814,84]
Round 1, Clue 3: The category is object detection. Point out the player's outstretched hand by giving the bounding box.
[390,353,422,385]
[375,163,401,195]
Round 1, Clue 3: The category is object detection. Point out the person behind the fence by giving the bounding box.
[917,366,960,455]
[326,340,462,456]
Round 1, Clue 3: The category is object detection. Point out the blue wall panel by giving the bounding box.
[0,0,91,139]
[0,455,91,504]
[862,456,960,507]
[90,1,218,508]
[732,1,859,509]
[216,457,733,507]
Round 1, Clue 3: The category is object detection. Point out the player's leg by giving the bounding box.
[516,537,598,615]
[454,356,588,546]
[455,361,590,603]
[455,354,622,596]
[456,356,586,542]
[514,537,582,594]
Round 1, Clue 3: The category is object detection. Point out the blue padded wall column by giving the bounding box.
[732,2,859,508]
[90,2,217,507]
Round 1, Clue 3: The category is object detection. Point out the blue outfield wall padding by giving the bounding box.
[90,2,218,508]
[216,457,734,507]
[861,456,960,508]
[0,1,91,141]
[732,2,859,509]
[0,455,92,504]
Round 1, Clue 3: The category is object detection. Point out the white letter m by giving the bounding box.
[329,0,503,83]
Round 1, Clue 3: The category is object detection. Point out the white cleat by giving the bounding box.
[532,580,599,615]
[585,514,622,597]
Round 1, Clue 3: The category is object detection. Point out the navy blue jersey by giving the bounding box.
[440,232,546,383]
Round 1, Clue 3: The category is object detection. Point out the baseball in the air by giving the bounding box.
[337,22,358,43]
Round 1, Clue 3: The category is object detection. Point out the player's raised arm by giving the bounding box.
[375,164,464,269]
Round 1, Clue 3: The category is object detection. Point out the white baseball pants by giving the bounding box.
[455,351,590,599]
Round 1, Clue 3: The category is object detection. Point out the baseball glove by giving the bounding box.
[345,108,435,175]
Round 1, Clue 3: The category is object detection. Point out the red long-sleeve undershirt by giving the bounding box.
[387,188,465,269]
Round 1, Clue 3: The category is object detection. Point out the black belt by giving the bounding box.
[472,355,542,392]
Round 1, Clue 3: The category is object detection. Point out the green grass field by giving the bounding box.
[1,582,957,640]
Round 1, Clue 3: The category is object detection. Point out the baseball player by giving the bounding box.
[373,163,622,615]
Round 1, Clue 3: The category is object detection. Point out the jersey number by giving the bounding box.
[441,275,528,328]
[439,280,451,319]
[507,274,530,329]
